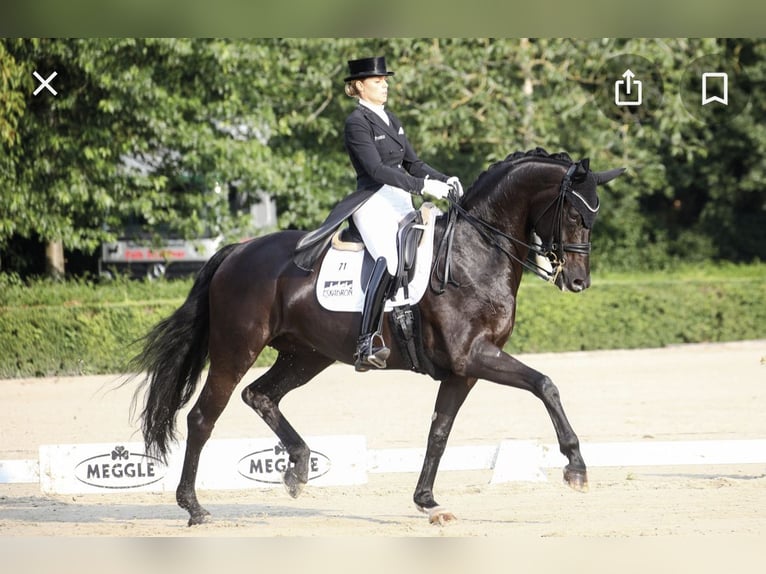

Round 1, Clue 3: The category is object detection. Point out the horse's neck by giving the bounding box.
[432,204,528,298]
[472,160,566,236]
[435,161,563,293]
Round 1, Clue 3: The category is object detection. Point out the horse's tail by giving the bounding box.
[130,243,240,462]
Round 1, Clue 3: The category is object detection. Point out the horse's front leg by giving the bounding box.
[464,340,588,492]
[413,375,476,525]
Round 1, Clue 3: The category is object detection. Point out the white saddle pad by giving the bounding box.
[316,204,441,312]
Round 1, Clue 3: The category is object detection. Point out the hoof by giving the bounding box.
[283,468,306,499]
[187,509,212,527]
[563,466,589,492]
[417,505,457,526]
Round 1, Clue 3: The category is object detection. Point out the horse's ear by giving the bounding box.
[594,167,626,185]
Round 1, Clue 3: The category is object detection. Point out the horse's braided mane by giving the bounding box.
[504,147,573,165]
[464,147,574,200]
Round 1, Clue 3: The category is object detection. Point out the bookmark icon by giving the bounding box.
[702,72,728,106]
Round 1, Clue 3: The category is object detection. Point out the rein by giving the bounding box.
[430,162,591,294]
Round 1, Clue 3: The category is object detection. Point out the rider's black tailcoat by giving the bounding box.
[293,104,447,271]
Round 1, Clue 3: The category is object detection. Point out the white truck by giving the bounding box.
[98,190,276,280]
[98,235,224,280]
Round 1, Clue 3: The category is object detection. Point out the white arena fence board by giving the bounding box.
[575,439,766,467]
[490,438,766,483]
[367,445,498,473]
[2,437,765,493]
[0,459,40,484]
[37,435,367,494]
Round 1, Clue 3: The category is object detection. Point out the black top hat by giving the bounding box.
[344,56,395,82]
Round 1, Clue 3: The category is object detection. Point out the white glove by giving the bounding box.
[446,176,464,197]
[421,178,451,200]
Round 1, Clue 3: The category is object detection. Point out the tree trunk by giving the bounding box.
[45,239,65,278]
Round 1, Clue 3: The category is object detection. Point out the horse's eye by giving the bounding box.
[567,208,579,223]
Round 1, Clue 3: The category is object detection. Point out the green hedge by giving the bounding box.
[0,302,171,377]
[0,275,203,378]
[509,276,765,353]
[0,265,764,378]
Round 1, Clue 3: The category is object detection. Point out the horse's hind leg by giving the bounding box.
[177,365,244,525]
[413,375,476,525]
[241,349,334,498]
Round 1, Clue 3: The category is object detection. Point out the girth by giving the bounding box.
[389,303,448,381]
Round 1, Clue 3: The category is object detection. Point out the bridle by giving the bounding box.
[431,161,596,293]
[530,161,596,264]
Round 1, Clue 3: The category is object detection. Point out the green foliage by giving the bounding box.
[509,267,766,353]
[0,271,190,306]
[1,38,764,274]
[0,264,762,378]
[0,273,182,376]
[0,39,279,254]
[0,43,25,149]
[0,301,166,377]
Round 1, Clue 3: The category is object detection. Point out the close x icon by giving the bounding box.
[33,70,58,96]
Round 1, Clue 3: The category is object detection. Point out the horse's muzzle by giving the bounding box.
[556,270,591,292]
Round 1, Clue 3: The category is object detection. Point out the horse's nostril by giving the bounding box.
[571,277,587,292]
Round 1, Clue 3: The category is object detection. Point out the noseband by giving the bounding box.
[431,162,595,293]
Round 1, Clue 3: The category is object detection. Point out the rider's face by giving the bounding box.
[358,76,388,106]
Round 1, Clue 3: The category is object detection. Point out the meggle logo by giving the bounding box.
[74,445,166,489]
[237,443,331,484]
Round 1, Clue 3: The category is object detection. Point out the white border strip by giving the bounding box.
[491,438,766,483]
[3,438,765,488]
[0,459,39,483]
[367,445,498,473]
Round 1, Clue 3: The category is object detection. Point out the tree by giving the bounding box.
[1,38,763,277]
[0,39,280,275]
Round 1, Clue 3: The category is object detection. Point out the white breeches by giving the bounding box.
[352,184,414,276]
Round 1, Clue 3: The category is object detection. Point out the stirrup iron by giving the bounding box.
[354,331,390,372]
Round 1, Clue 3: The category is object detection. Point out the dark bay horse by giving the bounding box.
[132,148,625,526]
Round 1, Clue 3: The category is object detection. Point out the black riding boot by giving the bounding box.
[354,257,394,372]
